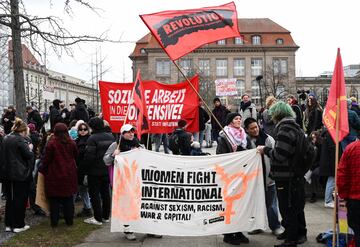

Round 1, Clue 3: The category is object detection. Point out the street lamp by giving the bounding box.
[256,75,263,108]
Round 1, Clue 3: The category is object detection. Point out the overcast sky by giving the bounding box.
[23,0,360,82]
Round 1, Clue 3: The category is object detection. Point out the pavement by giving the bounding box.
[75,144,335,247]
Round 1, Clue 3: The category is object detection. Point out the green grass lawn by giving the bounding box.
[2,217,100,247]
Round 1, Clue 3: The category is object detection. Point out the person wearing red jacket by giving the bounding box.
[40,123,78,227]
[337,140,360,247]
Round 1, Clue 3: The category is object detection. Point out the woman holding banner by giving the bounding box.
[216,112,251,245]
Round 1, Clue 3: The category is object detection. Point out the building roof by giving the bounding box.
[130,18,297,58]
[8,40,41,68]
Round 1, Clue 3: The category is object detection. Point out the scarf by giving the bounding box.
[224,126,247,149]
[240,101,251,112]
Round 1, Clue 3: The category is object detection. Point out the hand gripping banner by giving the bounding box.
[99,75,199,134]
[111,149,267,236]
[140,2,241,61]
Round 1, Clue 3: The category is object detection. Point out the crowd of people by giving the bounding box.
[0,92,359,247]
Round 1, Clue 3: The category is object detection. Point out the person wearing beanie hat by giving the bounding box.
[2,118,34,232]
[83,117,115,226]
[70,97,89,123]
[168,119,192,155]
[211,98,230,144]
[304,93,323,135]
[216,112,251,245]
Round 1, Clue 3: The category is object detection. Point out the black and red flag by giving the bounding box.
[133,70,149,139]
[140,2,240,61]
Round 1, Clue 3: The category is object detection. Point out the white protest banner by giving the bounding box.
[215,78,238,96]
[111,149,267,236]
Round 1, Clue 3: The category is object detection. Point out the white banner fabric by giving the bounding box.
[111,149,267,236]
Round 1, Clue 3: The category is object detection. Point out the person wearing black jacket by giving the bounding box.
[304,94,323,135]
[211,97,230,144]
[194,101,210,147]
[50,99,63,131]
[2,105,16,134]
[287,95,303,129]
[170,119,192,156]
[70,98,89,123]
[26,106,43,132]
[216,112,251,245]
[3,118,34,233]
[60,102,71,126]
[83,117,115,225]
[75,122,92,217]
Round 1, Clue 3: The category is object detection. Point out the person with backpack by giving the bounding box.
[257,101,311,247]
[168,119,192,155]
[238,94,257,127]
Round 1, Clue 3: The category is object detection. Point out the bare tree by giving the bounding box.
[263,64,289,100]
[0,0,120,119]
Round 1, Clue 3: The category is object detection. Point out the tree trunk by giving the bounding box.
[10,0,26,120]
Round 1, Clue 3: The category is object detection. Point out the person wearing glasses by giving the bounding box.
[75,122,92,217]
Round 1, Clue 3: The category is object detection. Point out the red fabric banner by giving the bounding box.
[133,70,149,139]
[140,2,240,61]
[323,48,349,142]
[99,76,199,134]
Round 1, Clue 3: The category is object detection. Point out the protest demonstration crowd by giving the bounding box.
[0,90,359,247]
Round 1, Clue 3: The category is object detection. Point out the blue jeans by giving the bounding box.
[325,176,335,204]
[79,185,91,210]
[154,134,170,154]
[266,184,281,231]
[193,131,205,147]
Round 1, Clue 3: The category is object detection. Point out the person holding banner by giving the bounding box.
[244,117,283,237]
[216,112,251,245]
[257,102,307,247]
[337,140,360,247]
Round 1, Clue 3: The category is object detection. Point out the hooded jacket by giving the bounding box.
[70,102,89,123]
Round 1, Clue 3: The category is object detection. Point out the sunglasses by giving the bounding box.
[79,128,88,131]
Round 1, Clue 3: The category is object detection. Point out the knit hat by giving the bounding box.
[88,117,104,131]
[178,119,187,128]
[226,112,241,126]
[308,92,316,99]
[28,123,36,132]
[120,124,135,134]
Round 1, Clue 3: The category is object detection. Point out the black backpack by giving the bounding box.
[290,125,316,177]
[168,132,180,154]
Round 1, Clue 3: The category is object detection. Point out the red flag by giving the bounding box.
[140,2,240,61]
[133,70,149,139]
[323,48,349,142]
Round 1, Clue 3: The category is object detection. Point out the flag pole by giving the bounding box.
[332,97,340,247]
[171,60,236,146]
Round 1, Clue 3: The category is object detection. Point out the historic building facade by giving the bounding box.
[7,42,97,113]
[130,18,299,107]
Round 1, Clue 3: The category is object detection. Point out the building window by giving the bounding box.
[276,85,286,99]
[234,59,245,76]
[251,80,260,105]
[217,39,226,45]
[252,35,261,45]
[236,80,245,97]
[276,39,284,45]
[198,59,210,77]
[273,58,288,75]
[216,59,228,77]
[251,59,263,76]
[179,59,192,76]
[140,48,146,54]
[234,37,243,45]
[156,59,170,76]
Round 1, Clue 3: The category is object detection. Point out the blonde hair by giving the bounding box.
[265,96,277,108]
[11,118,28,133]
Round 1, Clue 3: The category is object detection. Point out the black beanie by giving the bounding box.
[226,112,241,126]
[88,117,104,131]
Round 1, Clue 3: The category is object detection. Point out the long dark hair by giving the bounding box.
[53,123,72,144]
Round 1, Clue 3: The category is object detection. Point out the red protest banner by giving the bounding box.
[140,2,240,61]
[99,75,199,134]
